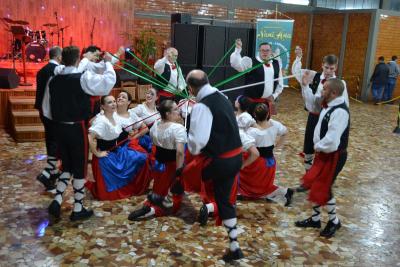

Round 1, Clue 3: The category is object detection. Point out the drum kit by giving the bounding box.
[1,17,68,62]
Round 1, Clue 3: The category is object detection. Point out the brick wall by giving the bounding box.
[375,15,400,98]
[342,13,371,97]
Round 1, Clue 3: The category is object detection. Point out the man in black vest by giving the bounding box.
[230,39,283,115]
[47,46,116,221]
[154,47,186,103]
[35,46,62,192]
[186,70,244,263]
[295,78,350,238]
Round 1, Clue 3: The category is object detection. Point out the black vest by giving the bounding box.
[200,92,242,157]
[155,64,171,91]
[35,62,57,110]
[244,58,280,98]
[320,102,350,151]
[310,72,322,94]
[49,73,91,122]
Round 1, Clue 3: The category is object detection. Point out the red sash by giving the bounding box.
[302,151,340,205]
[158,90,174,98]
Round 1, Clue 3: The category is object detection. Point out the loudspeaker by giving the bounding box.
[223,67,245,102]
[171,13,191,24]
[202,66,226,90]
[201,26,226,66]
[225,27,251,66]
[0,68,20,89]
[172,24,199,66]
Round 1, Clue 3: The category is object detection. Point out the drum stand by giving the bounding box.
[19,42,32,86]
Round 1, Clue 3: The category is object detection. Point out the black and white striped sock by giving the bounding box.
[326,198,339,224]
[223,218,240,252]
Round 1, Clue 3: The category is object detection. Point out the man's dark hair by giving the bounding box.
[187,72,209,91]
[326,78,344,96]
[392,55,397,61]
[258,42,271,49]
[323,54,338,65]
[378,56,385,61]
[49,46,62,60]
[61,46,80,66]
[85,45,101,53]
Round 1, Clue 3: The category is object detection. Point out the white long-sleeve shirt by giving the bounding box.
[42,62,116,120]
[77,57,119,74]
[154,57,186,91]
[188,84,220,155]
[230,47,284,99]
[292,56,349,113]
[313,96,349,153]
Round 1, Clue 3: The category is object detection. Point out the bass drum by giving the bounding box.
[26,42,46,62]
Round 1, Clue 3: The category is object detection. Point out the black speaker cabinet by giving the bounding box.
[200,26,226,66]
[172,24,200,66]
[225,27,252,66]
[171,13,192,24]
[223,67,246,102]
[0,68,20,89]
[201,66,226,90]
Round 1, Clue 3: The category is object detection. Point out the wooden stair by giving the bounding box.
[8,96,45,142]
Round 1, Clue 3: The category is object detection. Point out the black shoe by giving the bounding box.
[37,174,56,191]
[295,217,321,228]
[296,185,309,193]
[284,188,294,207]
[48,200,61,218]
[198,204,209,226]
[222,248,244,263]
[128,206,151,221]
[70,207,94,221]
[320,219,341,238]
[147,193,164,207]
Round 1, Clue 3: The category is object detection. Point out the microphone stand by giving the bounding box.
[54,11,60,46]
[90,18,96,45]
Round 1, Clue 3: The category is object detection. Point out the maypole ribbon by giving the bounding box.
[125,50,177,90]
[214,49,292,88]
[174,60,190,98]
[110,54,167,89]
[208,43,236,78]
[220,74,297,93]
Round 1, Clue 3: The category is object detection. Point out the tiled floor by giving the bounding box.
[1,90,399,266]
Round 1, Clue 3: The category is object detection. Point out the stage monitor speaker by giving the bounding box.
[171,13,191,24]
[0,68,20,89]
[225,27,251,66]
[201,26,226,66]
[172,24,199,66]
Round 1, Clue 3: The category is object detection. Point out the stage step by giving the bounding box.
[13,125,45,142]
[12,110,41,125]
[9,96,36,110]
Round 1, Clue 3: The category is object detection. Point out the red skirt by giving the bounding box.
[302,151,340,205]
[238,153,278,198]
[86,138,151,201]
[182,154,238,225]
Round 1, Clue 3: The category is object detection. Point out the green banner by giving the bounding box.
[256,19,294,85]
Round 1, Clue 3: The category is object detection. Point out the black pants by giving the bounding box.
[55,122,88,178]
[202,154,242,220]
[40,114,58,158]
[329,150,347,199]
[303,113,320,154]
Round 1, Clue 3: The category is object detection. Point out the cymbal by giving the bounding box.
[43,23,57,27]
[2,17,15,23]
[13,20,29,25]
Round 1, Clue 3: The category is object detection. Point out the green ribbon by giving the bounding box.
[208,43,236,78]
[214,49,291,88]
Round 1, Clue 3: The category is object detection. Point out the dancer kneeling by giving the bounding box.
[86,95,149,200]
[238,103,294,205]
[128,100,187,220]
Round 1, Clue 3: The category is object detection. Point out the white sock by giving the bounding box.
[312,205,321,222]
[143,207,155,218]
[206,203,214,213]
[223,218,240,252]
[326,198,339,224]
[72,179,85,212]
[54,172,70,205]
[266,187,287,199]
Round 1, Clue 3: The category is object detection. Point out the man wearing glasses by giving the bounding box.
[230,39,283,115]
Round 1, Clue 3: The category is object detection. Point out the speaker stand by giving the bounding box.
[19,42,32,86]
